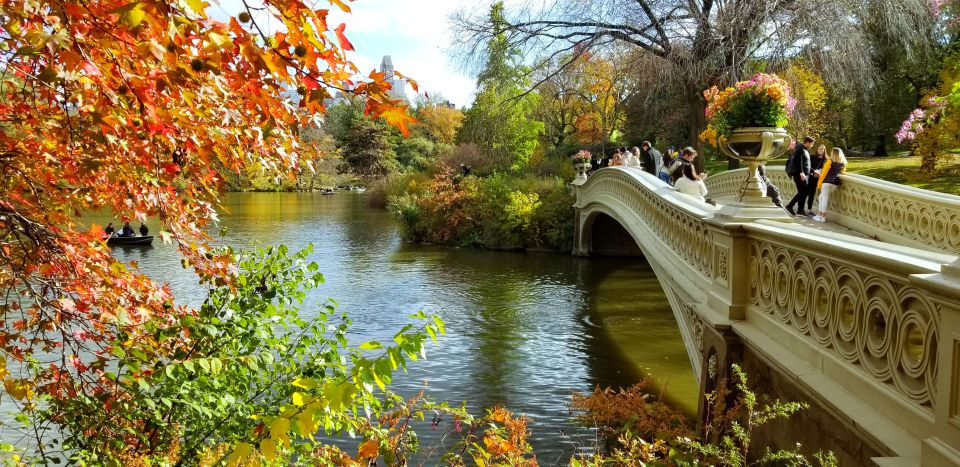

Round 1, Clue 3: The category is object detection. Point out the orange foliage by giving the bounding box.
[569,380,693,441]
[0,0,414,430]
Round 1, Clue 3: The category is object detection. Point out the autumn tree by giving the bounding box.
[453,0,938,164]
[0,0,418,461]
[532,54,585,150]
[415,104,464,145]
[784,61,828,142]
[572,52,635,151]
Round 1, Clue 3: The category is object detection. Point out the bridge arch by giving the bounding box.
[573,167,725,394]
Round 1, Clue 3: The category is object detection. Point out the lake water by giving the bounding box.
[10,192,699,464]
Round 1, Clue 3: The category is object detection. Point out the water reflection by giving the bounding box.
[87,192,697,462]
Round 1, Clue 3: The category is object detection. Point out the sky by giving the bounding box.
[212,0,489,108]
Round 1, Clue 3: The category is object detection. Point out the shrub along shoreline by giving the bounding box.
[376,167,576,252]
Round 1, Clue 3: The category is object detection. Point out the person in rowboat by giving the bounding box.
[120,221,135,237]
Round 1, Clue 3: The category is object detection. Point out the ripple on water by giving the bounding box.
[61,192,699,463]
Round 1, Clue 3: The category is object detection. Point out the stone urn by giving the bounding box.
[572,161,591,185]
[717,127,792,220]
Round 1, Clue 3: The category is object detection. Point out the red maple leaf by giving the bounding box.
[334,23,353,51]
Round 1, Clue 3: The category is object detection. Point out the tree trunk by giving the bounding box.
[874,136,888,157]
[685,82,707,173]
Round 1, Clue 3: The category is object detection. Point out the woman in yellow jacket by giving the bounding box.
[813,148,847,223]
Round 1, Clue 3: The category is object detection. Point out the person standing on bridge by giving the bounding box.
[624,147,641,168]
[806,144,828,214]
[785,136,814,216]
[640,141,660,177]
[609,147,625,166]
[814,148,847,223]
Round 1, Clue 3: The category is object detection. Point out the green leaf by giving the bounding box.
[432,315,446,335]
[407,311,427,319]
[292,377,318,389]
[371,369,386,392]
[209,358,223,375]
[357,341,381,350]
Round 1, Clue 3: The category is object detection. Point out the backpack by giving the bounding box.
[784,151,797,176]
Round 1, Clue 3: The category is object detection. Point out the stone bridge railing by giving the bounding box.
[574,166,960,466]
[706,166,960,256]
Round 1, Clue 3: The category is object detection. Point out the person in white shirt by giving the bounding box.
[623,147,641,168]
[674,163,709,202]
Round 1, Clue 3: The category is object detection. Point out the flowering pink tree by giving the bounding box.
[896,1,960,172]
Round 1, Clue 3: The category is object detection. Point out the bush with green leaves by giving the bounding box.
[14,244,444,465]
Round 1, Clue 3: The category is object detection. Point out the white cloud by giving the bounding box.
[209,0,492,107]
[328,0,483,107]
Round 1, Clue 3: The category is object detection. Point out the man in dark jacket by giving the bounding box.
[640,141,660,176]
[785,136,815,216]
[120,221,135,237]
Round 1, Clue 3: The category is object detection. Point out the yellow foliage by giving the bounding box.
[415,105,464,145]
[786,61,827,137]
[4,378,33,401]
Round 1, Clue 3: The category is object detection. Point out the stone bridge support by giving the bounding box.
[572,167,960,466]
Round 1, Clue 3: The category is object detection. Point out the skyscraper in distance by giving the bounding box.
[380,55,408,103]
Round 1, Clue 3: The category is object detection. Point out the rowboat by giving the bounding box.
[104,235,154,246]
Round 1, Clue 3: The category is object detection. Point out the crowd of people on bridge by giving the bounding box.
[583,134,848,221]
[594,144,710,202]
[784,136,847,222]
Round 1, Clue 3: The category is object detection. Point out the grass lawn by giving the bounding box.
[702,153,960,196]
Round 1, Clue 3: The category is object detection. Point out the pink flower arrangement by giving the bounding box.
[570,149,592,164]
[702,73,796,141]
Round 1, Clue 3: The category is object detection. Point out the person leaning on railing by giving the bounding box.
[674,163,709,202]
[667,147,705,185]
[813,148,848,223]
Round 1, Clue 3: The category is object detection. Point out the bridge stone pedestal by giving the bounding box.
[572,167,960,466]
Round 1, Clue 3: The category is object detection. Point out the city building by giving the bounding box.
[380,55,408,103]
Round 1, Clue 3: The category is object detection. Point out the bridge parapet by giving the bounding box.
[574,167,960,465]
[706,167,960,256]
[739,221,957,460]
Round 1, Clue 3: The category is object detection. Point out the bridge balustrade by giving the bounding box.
[707,166,960,256]
[574,166,960,466]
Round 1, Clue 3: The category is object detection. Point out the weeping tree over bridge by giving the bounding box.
[453,0,939,167]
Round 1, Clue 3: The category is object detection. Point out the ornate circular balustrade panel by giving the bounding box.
[748,239,940,410]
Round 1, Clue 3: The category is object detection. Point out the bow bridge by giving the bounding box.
[572,166,960,466]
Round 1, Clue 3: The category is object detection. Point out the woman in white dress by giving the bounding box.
[674,163,708,202]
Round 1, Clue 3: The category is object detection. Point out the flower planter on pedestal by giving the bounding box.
[716,127,792,221]
[572,162,591,185]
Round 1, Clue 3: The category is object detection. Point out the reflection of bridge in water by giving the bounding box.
[572,166,960,466]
